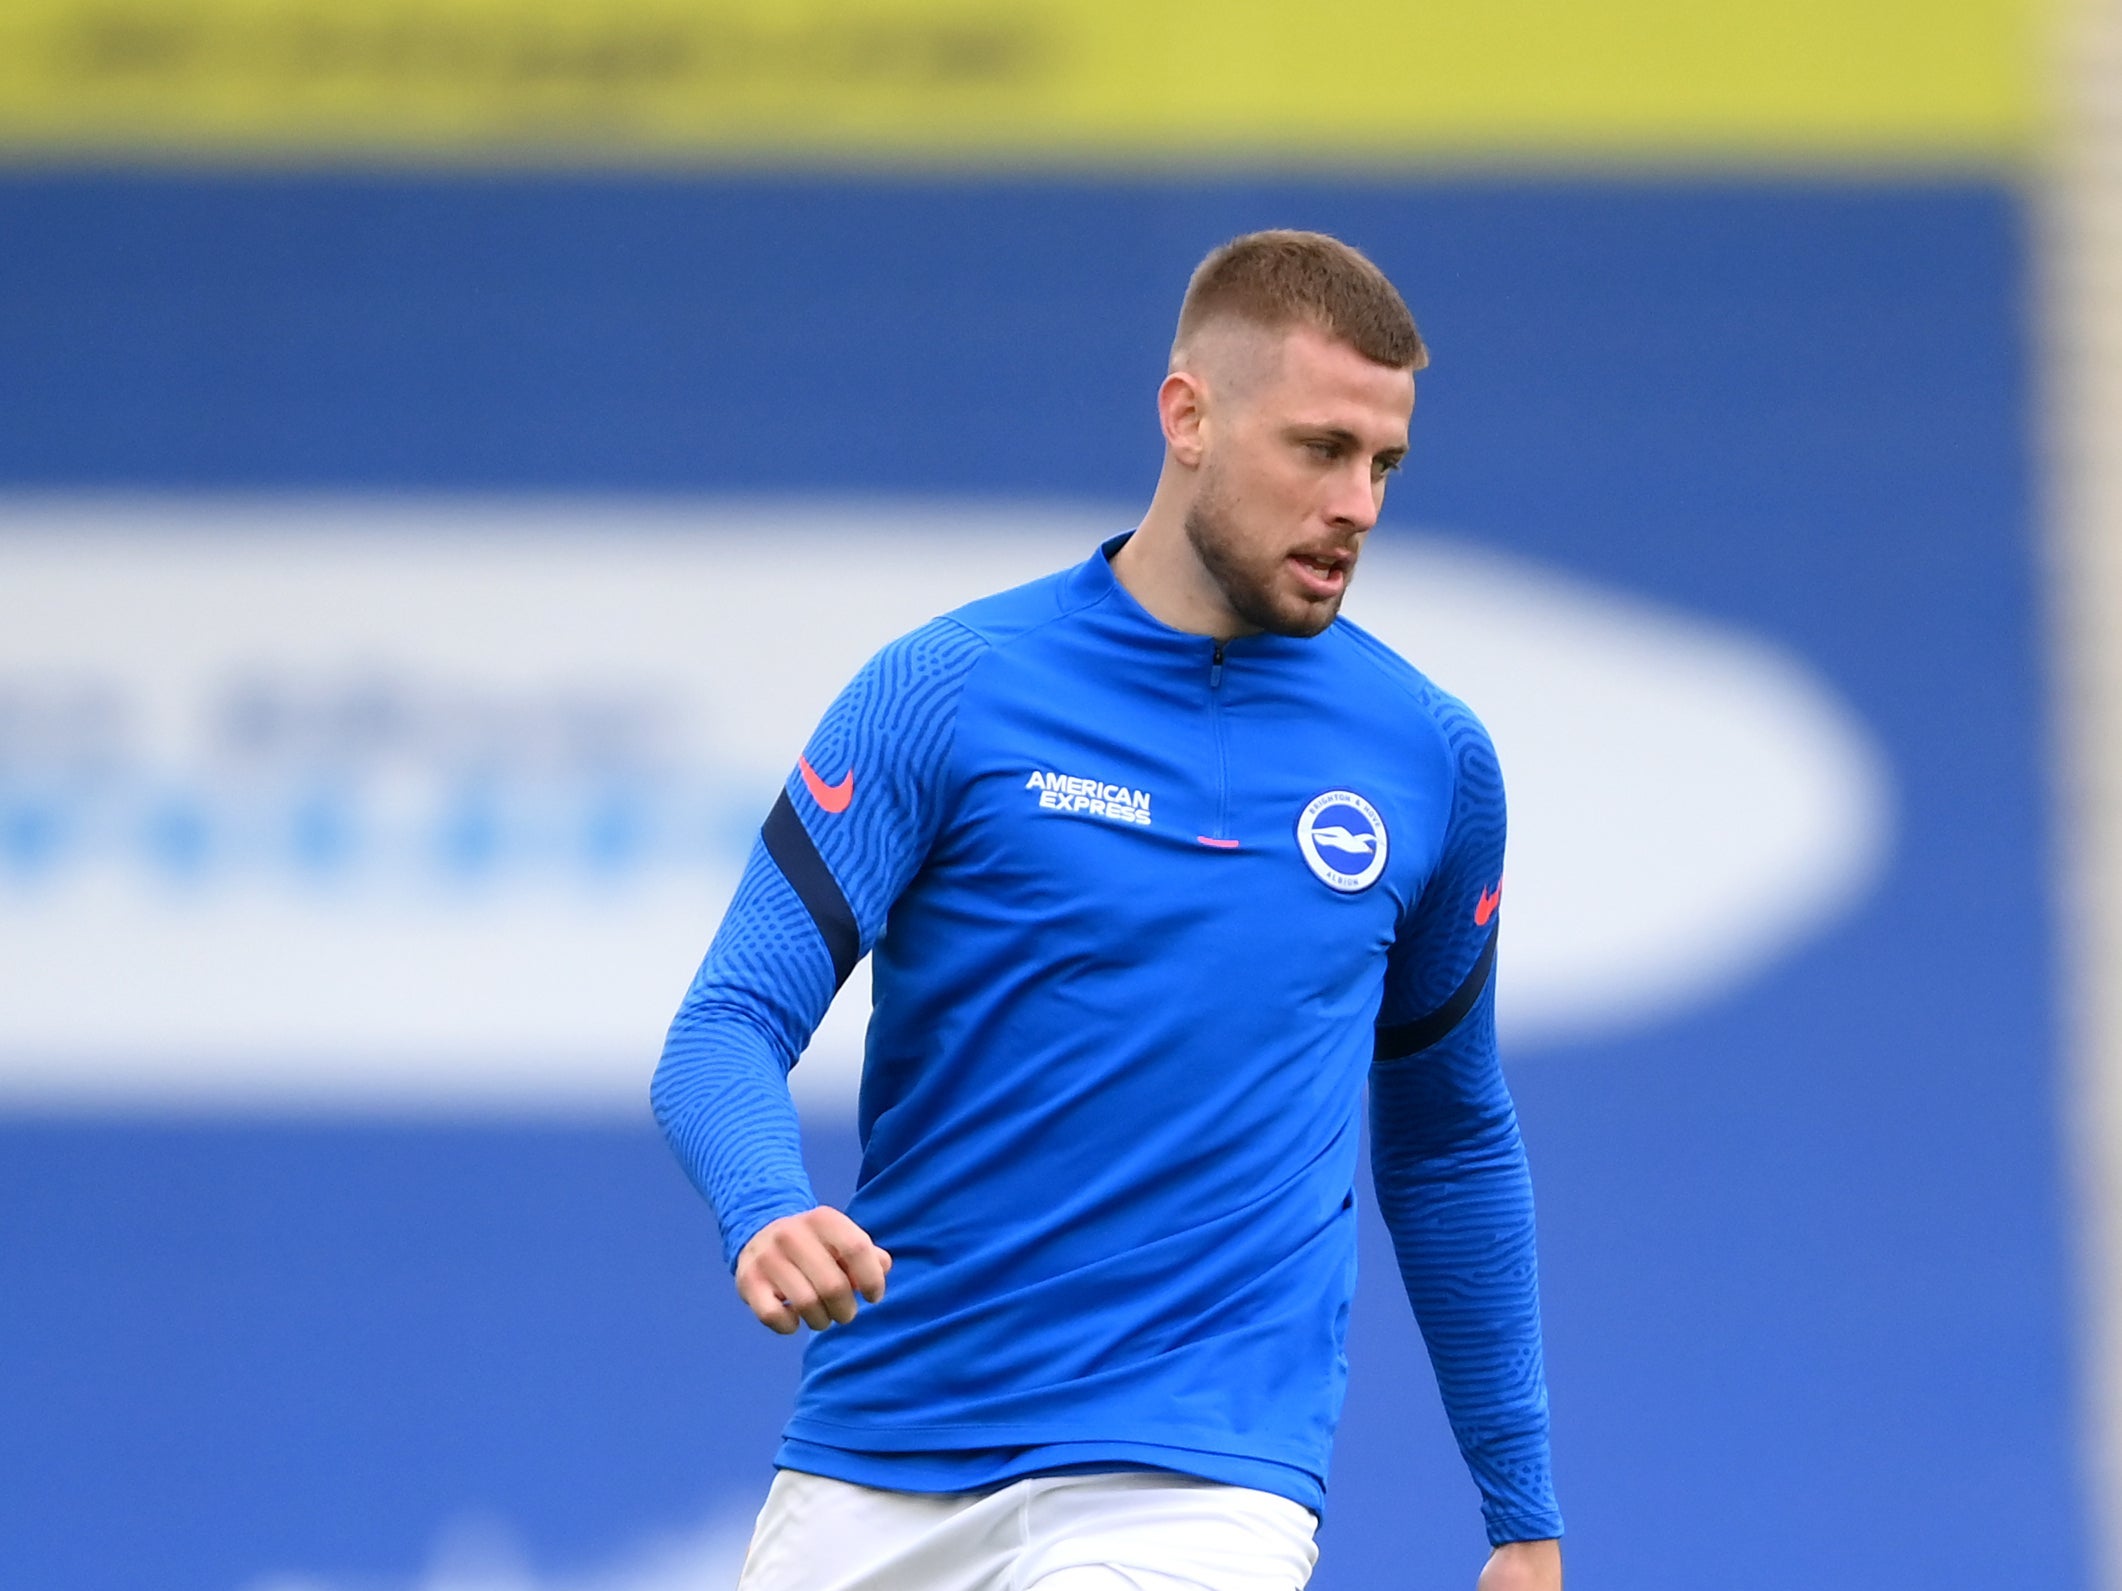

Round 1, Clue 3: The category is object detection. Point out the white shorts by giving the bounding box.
[736,1468,1319,1591]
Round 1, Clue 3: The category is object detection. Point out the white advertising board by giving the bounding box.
[0,497,1890,1113]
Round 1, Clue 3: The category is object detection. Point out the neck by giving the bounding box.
[1111,471,1253,641]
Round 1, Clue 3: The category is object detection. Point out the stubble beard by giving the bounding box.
[1183,468,1345,640]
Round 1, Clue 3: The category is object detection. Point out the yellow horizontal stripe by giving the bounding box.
[0,0,2043,165]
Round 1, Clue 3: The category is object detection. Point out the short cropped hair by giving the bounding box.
[1174,229,1428,372]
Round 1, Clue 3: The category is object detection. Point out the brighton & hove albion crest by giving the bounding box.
[1296,790,1389,893]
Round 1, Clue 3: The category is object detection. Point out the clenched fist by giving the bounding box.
[736,1207,892,1335]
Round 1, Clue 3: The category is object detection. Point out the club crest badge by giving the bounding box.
[1296,790,1389,893]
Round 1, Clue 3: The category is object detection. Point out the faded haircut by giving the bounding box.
[1173,229,1428,373]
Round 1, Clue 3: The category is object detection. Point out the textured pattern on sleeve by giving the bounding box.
[650,617,990,1270]
[793,617,992,940]
[1369,686,1564,1545]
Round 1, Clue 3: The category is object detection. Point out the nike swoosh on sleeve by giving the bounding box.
[799,756,855,814]
[1475,882,1503,926]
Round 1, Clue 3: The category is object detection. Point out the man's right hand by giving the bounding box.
[735,1207,892,1334]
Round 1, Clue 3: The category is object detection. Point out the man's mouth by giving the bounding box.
[1287,550,1350,597]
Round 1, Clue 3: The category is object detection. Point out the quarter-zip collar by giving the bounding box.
[1069,532,1327,674]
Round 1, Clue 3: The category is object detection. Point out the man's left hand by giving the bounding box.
[1477,1539,1560,1591]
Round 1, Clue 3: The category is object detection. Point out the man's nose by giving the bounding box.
[1325,463,1381,530]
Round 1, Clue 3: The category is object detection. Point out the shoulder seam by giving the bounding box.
[1331,618,1441,716]
[926,612,996,656]
[918,580,1113,853]
[917,616,994,875]
[1330,623,1469,803]
[944,572,1116,660]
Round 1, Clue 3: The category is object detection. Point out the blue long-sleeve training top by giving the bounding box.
[652,535,1562,1544]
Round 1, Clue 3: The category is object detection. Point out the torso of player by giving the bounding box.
[785,549,1465,1462]
[850,576,1457,1287]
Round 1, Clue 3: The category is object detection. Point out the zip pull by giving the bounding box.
[1209,642,1226,689]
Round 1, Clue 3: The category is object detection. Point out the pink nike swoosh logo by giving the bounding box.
[799,756,855,814]
[1475,883,1502,926]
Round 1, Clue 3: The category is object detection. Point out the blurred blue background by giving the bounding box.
[0,168,2081,1589]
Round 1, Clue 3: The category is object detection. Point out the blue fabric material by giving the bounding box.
[652,537,1561,1542]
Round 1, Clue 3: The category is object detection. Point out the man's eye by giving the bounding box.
[1305,439,1338,460]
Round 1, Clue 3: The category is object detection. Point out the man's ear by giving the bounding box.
[1159,370,1209,468]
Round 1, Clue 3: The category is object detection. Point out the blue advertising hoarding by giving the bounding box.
[0,173,2083,1589]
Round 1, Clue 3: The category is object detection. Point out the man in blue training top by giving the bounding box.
[653,229,1564,1590]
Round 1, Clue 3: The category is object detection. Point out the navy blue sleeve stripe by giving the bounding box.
[1375,922,1499,1062]
[653,617,984,1272]
[761,791,861,990]
[1369,683,1559,1543]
